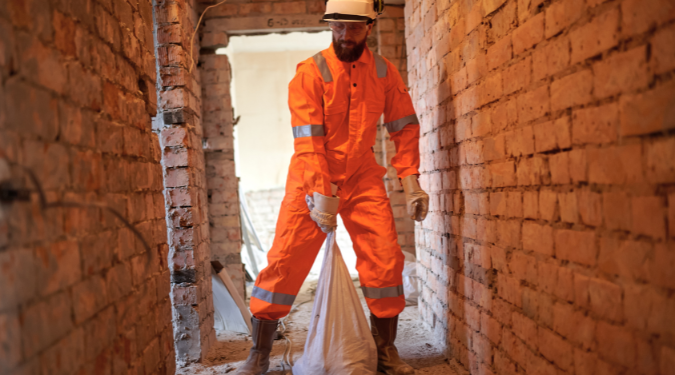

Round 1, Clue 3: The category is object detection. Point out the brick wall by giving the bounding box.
[201,52,246,299]
[406,0,675,373]
[155,0,215,365]
[0,0,175,374]
[376,5,417,256]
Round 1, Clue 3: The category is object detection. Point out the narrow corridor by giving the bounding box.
[177,280,460,375]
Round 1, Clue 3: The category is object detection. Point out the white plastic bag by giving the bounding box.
[402,251,419,305]
[292,232,377,375]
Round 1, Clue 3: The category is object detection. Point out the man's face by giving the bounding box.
[329,21,372,62]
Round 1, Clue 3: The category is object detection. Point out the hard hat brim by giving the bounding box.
[322,13,373,22]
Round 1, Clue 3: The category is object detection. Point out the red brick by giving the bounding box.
[662,346,675,375]
[512,12,544,55]
[481,313,502,345]
[545,0,585,38]
[239,2,272,15]
[539,190,558,222]
[505,126,534,157]
[538,327,573,370]
[523,191,538,219]
[516,156,548,186]
[556,266,575,302]
[558,192,578,223]
[517,85,549,122]
[532,36,570,80]
[503,57,531,95]
[653,24,675,74]
[568,149,587,183]
[512,311,538,349]
[651,243,675,289]
[550,70,593,112]
[272,1,306,14]
[587,143,643,185]
[570,8,619,64]
[588,277,623,322]
[574,273,591,309]
[596,321,636,369]
[670,193,675,238]
[534,116,570,152]
[490,161,516,187]
[555,229,596,266]
[620,82,675,137]
[621,0,675,36]
[593,46,649,99]
[497,273,522,307]
[578,190,602,227]
[483,0,508,15]
[549,152,570,185]
[599,237,651,281]
[572,103,619,145]
[487,35,512,71]
[602,191,631,231]
[632,196,666,240]
[509,251,537,283]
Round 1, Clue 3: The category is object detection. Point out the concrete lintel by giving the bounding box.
[203,15,328,41]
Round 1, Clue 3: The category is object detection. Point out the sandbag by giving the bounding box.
[292,232,377,375]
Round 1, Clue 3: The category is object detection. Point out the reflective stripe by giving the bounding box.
[373,52,387,78]
[384,114,419,133]
[312,52,333,83]
[292,124,325,138]
[361,285,404,299]
[251,286,296,306]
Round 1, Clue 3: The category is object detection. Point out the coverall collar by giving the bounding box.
[327,43,373,65]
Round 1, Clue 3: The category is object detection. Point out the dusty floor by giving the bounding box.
[177,280,463,375]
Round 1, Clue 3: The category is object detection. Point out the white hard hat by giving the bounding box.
[322,0,383,22]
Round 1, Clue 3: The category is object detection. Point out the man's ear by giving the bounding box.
[366,23,374,36]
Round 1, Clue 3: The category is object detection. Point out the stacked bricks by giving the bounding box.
[155,0,215,364]
[200,53,246,299]
[377,5,417,256]
[0,0,175,374]
[406,0,675,374]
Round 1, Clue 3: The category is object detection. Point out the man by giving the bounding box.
[235,0,428,374]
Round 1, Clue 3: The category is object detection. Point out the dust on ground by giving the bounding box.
[177,280,463,375]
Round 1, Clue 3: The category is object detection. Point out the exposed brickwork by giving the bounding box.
[376,5,416,256]
[155,0,215,365]
[0,0,174,374]
[200,53,245,299]
[406,0,675,373]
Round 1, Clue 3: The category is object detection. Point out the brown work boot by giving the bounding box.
[234,317,279,375]
[370,314,415,375]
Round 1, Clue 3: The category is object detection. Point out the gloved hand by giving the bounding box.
[401,175,428,221]
[306,192,340,233]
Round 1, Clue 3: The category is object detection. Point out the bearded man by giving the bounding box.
[234,0,428,374]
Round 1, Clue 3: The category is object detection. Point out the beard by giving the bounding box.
[332,34,367,63]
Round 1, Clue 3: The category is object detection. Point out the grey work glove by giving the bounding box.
[401,175,429,221]
[306,192,340,233]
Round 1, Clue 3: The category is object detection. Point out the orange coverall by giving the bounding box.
[250,44,420,320]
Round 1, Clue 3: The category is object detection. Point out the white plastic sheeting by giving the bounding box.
[402,251,419,305]
[212,271,251,334]
[292,232,377,375]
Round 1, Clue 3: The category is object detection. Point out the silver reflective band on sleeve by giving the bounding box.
[373,52,388,78]
[312,52,333,83]
[292,124,325,138]
[384,114,419,133]
[361,285,404,299]
[251,286,296,306]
